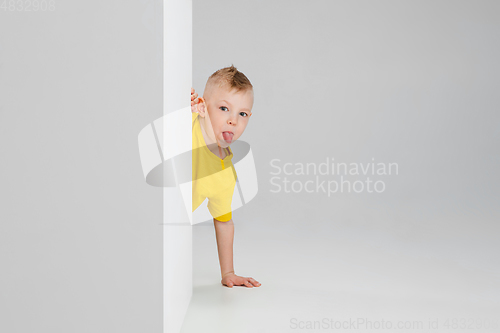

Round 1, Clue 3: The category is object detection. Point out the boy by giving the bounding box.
[190,65,261,289]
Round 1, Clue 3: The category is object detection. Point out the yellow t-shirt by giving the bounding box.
[192,112,237,222]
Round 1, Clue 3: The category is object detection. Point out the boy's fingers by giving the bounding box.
[244,281,253,288]
[249,278,261,286]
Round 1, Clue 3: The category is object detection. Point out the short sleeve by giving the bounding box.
[207,182,235,222]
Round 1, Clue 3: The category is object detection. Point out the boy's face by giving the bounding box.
[202,86,253,149]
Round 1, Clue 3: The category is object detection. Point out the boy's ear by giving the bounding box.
[196,97,207,117]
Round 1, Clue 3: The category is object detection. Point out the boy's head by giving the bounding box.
[196,65,254,149]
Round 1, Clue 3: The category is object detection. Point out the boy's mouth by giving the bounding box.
[222,131,234,143]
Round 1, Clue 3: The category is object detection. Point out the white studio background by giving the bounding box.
[1,0,499,332]
[193,0,499,234]
[188,0,500,331]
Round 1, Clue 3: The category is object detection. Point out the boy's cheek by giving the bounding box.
[237,128,247,137]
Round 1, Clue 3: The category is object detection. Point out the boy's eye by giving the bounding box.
[220,106,248,117]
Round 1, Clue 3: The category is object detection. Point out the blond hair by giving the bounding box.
[204,65,253,98]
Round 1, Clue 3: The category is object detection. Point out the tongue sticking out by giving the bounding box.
[222,132,233,143]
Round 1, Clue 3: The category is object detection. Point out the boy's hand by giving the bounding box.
[191,87,199,112]
[221,272,261,288]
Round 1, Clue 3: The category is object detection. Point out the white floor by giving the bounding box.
[181,219,499,333]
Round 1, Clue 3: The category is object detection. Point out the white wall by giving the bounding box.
[0,1,165,332]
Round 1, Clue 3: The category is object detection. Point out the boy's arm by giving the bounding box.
[213,218,261,288]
